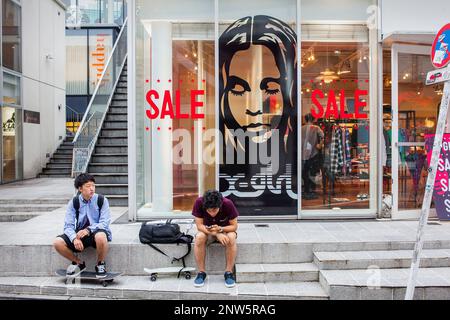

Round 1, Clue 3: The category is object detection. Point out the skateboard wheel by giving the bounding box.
[150,274,157,282]
[72,279,76,284]
[185,273,191,280]
[102,281,108,287]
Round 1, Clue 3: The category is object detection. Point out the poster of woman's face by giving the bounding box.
[219,15,298,216]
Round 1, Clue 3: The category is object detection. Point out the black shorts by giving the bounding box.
[57,229,108,253]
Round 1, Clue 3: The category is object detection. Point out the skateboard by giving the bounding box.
[56,269,122,287]
[144,266,196,282]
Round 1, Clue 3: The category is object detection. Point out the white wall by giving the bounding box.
[381,0,450,37]
[21,0,66,179]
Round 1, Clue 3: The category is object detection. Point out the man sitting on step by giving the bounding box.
[192,190,239,288]
[53,173,112,278]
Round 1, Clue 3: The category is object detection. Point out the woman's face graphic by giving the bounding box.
[225,45,283,141]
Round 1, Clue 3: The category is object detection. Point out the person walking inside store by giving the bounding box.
[301,113,324,200]
[192,190,239,288]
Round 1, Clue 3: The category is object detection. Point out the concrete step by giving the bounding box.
[108,107,127,114]
[95,145,128,154]
[52,154,72,159]
[113,94,127,101]
[97,137,128,145]
[42,168,72,175]
[4,238,450,277]
[0,199,69,205]
[92,154,128,163]
[60,143,74,147]
[0,212,42,222]
[38,174,71,178]
[117,80,127,87]
[88,163,128,174]
[45,164,72,169]
[100,129,128,138]
[119,76,127,82]
[53,149,73,155]
[106,114,127,121]
[107,195,128,206]
[0,204,63,213]
[236,263,319,283]
[58,146,74,150]
[95,184,128,195]
[319,267,450,300]
[50,159,72,164]
[91,173,128,184]
[115,87,127,94]
[314,249,450,270]
[0,276,329,300]
[103,121,127,129]
[110,100,127,107]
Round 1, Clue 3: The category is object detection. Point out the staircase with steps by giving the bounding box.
[2,220,450,299]
[0,199,69,222]
[87,63,128,207]
[38,137,74,178]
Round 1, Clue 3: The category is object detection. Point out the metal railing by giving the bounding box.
[66,105,82,134]
[72,17,128,177]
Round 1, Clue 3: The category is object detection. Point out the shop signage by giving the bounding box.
[145,89,205,120]
[426,65,450,85]
[431,23,450,69]
[425,134,450,220]
[24,110,40,124]
[310,89,368,119]
[218,15,298,215]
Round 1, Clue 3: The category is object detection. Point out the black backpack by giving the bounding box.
[139,220,193,268]
[73,194,104,231]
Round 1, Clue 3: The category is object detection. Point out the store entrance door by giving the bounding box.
[391,44,443,219]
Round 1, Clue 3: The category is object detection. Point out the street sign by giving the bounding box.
[431,23,450,69]
[426,65,450,85]
[406,23,450,300]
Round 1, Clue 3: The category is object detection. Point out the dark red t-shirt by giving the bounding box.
[192,197,239,227]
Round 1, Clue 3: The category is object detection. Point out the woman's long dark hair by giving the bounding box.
[219,15,297,163]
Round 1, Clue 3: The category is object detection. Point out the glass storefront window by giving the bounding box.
[218,0,298,216]
[3,71,20,105]
[2,0,21,72]
[2,106,22,182]
[300,26,371,210]
[66,29,88,95]
[135,0,215,216]
[132,0,376,218]
[64,0,125,26]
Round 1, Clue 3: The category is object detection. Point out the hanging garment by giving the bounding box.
[344,128,352,173]
[405,152,427,193]
[330,127,344,176]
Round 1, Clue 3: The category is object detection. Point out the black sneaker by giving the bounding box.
[95,261,107,278]
[66,261,86,277]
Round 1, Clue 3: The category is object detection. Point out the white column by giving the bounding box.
[151,21,173,212]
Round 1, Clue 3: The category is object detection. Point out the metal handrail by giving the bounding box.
[71,17,128,176]
[73,17,128,143]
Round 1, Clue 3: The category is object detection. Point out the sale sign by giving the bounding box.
[425,134,450,220]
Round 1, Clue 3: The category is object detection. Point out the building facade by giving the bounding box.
[0,0,66,183]
[121,0,450,221]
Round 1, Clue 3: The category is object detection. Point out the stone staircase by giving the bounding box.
[0,199,69,222]
[38,137,74,178]
[2,220,450,299]
[87,63,128,207]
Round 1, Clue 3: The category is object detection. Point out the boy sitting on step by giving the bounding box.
[53,173,112,278]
